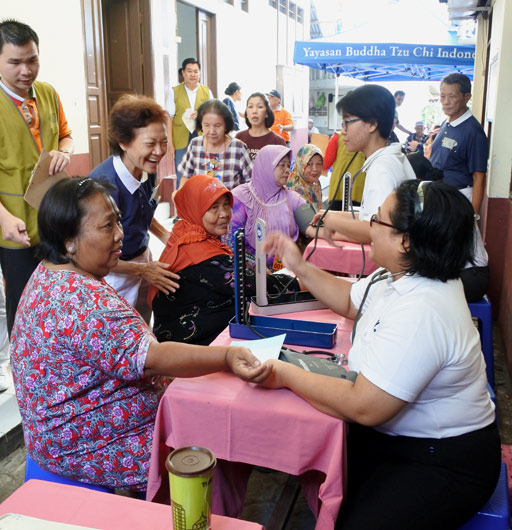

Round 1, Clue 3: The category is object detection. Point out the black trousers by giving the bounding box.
[0,246,40,336]
[336,422,501,530]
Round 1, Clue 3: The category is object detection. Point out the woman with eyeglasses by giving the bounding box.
[314,84,416,244]
[261,179,500,529]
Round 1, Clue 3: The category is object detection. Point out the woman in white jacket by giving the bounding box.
[316,84,416,244]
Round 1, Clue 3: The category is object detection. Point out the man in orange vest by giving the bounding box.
[166,58,212,185]
[267,89,294,147]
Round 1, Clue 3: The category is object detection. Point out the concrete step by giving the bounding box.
[0,367,24,461]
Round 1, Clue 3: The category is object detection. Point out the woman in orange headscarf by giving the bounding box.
[149,174,299,345]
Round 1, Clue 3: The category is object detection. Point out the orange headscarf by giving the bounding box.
[147,175,233,307]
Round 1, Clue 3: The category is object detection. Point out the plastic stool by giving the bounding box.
[25,453,114,493]
[468,296,495,389]
[488,383,497,407]
[459,461,510,529]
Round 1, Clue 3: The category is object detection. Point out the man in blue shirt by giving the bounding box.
[430,73,488,213]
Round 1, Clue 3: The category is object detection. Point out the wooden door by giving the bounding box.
[197,10,217,97]
[81,0,109,168]
[103,0,154,110]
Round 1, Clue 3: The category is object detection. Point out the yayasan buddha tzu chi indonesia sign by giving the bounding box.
[295,42,475,66]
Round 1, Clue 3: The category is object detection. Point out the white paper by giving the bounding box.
[230,334,286,364]
[181,108,196,134]
[0,513,96,530]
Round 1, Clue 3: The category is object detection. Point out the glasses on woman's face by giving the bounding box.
[341,117,362,131]
[369,213,397,230]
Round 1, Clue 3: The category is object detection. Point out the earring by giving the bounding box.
[67,245,75,253]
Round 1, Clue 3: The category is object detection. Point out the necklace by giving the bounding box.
[249,182,295,238]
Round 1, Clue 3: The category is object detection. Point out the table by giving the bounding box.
[305,238,377,275]
[0,479,263,529]
[147,309,354,530]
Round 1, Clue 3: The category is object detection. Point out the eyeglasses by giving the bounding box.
[341,118,362,130]
[370,214,397,230]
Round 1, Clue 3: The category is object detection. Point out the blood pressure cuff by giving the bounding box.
[294,203,317,233]
[280,349,358,382]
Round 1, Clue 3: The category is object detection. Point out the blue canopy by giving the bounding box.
[293,41,475,81]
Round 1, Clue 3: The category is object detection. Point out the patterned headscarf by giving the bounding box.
[287,144,323,211]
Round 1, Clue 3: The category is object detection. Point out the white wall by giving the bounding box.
[2,1,89,154]
[150,0,178,108]
[484,0,512,198]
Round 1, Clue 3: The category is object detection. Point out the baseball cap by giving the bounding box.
[267,89,281,99]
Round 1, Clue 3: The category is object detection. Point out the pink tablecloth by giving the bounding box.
[0,479,264,529]
[147,309,353,530]
[305,238,378,275]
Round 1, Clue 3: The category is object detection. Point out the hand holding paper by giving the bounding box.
[24,149,70,211]
[230,334,286,364]
[182,108,197,134]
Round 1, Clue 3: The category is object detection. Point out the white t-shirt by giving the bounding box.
[359,143,416,221]
[165,85,214,117]
[349,271,494,438]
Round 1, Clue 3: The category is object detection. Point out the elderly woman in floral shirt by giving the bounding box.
[10,177,269,492]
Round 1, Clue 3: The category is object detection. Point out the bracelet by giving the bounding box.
[59,148,72,154]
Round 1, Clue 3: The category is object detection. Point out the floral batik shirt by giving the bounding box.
[10,263,164,490]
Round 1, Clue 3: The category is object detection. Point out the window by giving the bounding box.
[279,0,287,15]
[224,0,234,4]
[289,1,296,19]
[241,0,248,12]
[269,0,277,8]
[297,6,304,23]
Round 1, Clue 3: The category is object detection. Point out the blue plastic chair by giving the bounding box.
[468,296,495,389]
[459,461,510,529]
[488,383,497,407]
[25,453,114,493]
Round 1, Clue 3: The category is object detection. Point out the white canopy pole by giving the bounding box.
[333,73,340,132]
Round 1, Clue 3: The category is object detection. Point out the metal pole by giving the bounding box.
[333,73,340,132]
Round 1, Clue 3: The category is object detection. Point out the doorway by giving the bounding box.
[103,0,154,110]
[81,0,154,167]
[176,1,217,96]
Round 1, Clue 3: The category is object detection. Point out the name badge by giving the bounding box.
[442,137,457,150]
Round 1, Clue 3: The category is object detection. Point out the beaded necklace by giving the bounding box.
[248,181,295,238]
